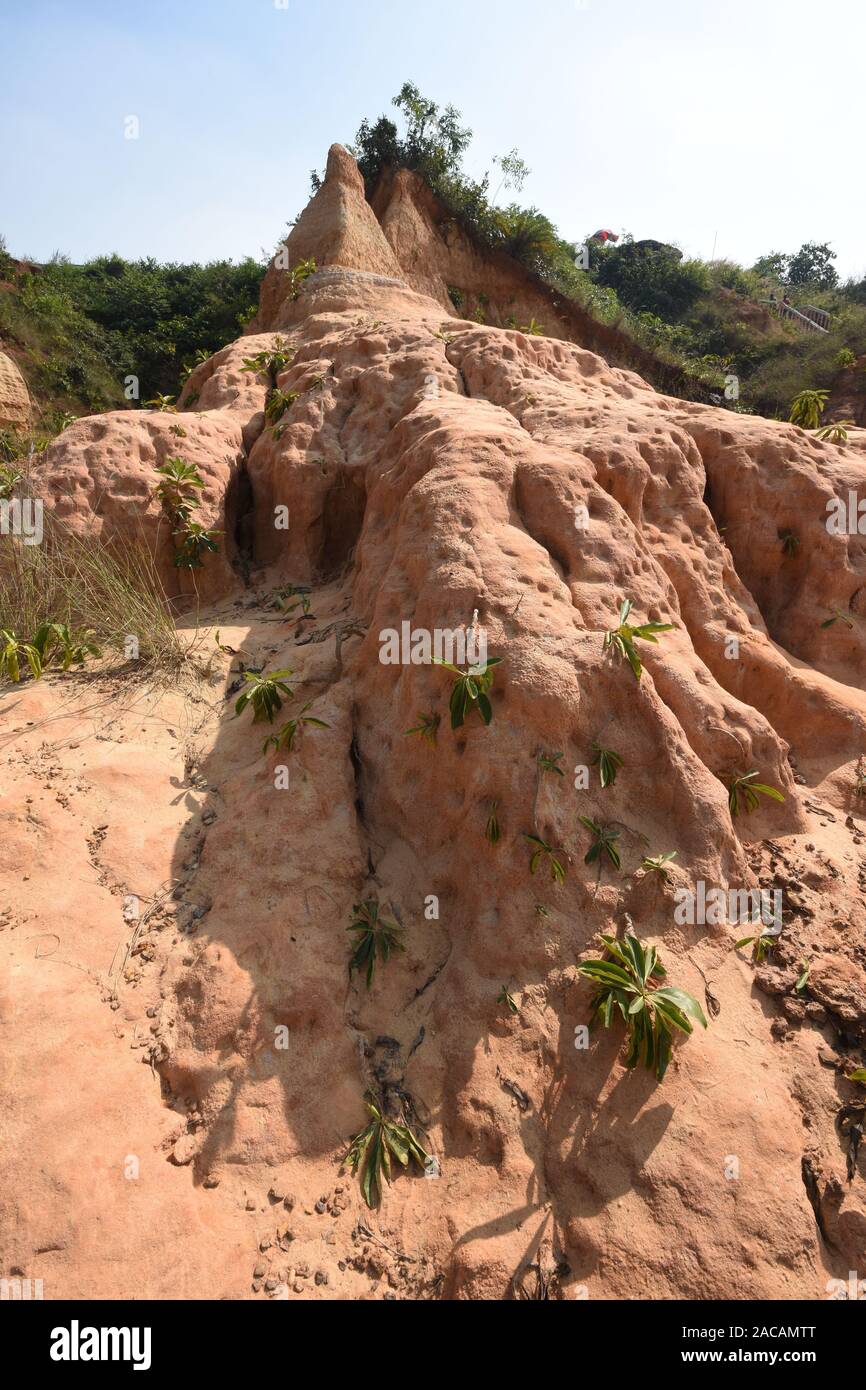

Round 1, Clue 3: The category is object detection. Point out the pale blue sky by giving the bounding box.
[2,0,863,278]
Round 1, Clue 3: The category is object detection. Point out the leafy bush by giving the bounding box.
[153,457,205,519]
[640,851,678,883]
[733,929,779,963]
[241,338,293,384]
[404,711,440,745]
[596,243,709,321]
[816,419,853,443]
[577,933,707,1080]
[264,387,298,424]
[172,519,222,569]
[497,985,519,1014]
[789,388,828,428]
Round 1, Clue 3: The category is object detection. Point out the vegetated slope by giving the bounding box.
[339,83,866,423]
[4,144,866,1301]
[0,238,263,433]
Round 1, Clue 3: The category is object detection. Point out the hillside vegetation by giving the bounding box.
[344,83,866,418]
[3,81,865,456]
[0,237,262,452]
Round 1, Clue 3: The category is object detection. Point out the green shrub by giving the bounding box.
[789,388,828,428]
[577,932,707,1080]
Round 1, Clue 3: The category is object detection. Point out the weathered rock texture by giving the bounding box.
[0,347,31,429]
[3,145,865,1302]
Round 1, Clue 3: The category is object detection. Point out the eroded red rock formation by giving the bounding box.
[5,145,865,1300]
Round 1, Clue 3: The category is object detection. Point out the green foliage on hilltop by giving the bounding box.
[346,85,866,418]
[0,237,264,420]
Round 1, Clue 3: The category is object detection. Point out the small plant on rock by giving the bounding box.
[144,393,177,412]
[579,816,621,869]
[235,668,295,723]
[264,388,299,425]
[779,529,800,557]
[172,520,222,568]
[603,599,675,681]
[592,740,623,788]
[577,932,707,1081]
[640,851,678,883]
[241,338,293,383]
[485,800,501,845]
[815,419,853,443]
[261,701,330,756]
[404,712,440,746]
[287,258,316,300]
[347,900,405,988]
[821,608,855,630]
[432,654,503,728]
[720,769,785,817]
[275,584,312,616]
[733,928,780,963]
[343,1095,429,1208]
[524,833,566,883]
[497,985,519,1015]
[153,457,205,520]
[854,756,866,798]
[538,750,564,777]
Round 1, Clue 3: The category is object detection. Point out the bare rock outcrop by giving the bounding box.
[0,347,31,429]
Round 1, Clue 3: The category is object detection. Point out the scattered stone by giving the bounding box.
[170,1134,198,1165]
